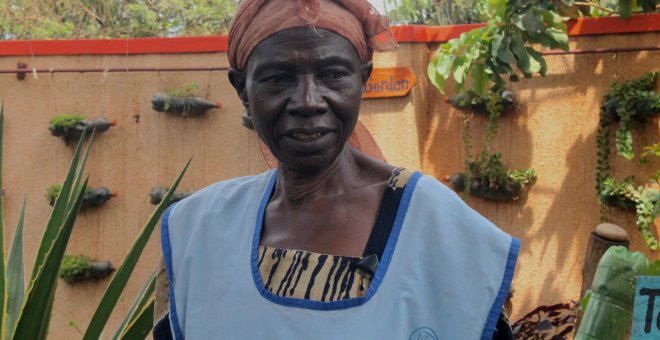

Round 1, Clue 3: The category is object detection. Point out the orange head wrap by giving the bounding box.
[228,0,397,70]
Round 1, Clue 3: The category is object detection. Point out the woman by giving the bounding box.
[157,0,519,339]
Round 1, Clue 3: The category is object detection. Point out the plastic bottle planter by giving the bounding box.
[151,93,221,117]
[575,246,650,340]
[149,186,194,205]
[49,114,115,141]
[447,90,516,115]
[446,173,523,202]
[59,254,115,283]
[46,185,114,209]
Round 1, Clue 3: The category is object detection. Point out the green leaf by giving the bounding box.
[638,0,655,12]
[513,8,544,33]
[616,125,634,160]
[117,299,154,340]
[5,199,26,340]
[510,32,532,77]
[581,290,592,312]
[488,0,507,18]
[0,106,5,340]
[618,0,633,20]
[538,8,566,29]
[83,159,191,340]
[13,180,88,340]
[490,34,503,59]
[112,271,157,340]
[544,28,569,51]
[526,47,546,76]
[452,56,471,91]
[471,63,488,95]
[427,55,447,93]
[29,129,89,282]
[648,260,660,276]
[495,36,515,65]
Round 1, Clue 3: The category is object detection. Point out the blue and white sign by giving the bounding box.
[633,276,660,339]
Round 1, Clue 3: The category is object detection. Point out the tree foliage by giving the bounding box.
[385,0,487,25]
[0,0,237,39]
[386,0,658,27]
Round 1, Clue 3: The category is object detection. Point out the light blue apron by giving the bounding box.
[162,170,519,339]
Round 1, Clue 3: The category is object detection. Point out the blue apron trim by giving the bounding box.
[250,170,423,310]
[480,237,520,340]
[161,203,184,340]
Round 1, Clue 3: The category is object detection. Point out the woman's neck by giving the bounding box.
[274,147,357,203]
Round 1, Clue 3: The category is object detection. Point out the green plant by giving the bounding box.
[385,0,487,25]
[0,106,191,339]
[599,139,660,249]
[595,72,660,227]
[643,142,660,182]
[449,88,536,201]
[0,0,237,39]
[48,114,85,134]
[165,83,199,97]
[59,255,91,283]
[428,0,569,97]
[45,184,62,204]
[599,176,660,249]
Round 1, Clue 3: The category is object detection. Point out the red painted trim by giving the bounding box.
[0,35,227,56]
[0,14,658,56]
[390,23,486,43]
[566,13,660,36]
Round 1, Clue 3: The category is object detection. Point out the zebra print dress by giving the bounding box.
[257,246,370,301]
[256,167,413,302]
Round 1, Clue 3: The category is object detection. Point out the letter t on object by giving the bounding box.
[640,288,660,333]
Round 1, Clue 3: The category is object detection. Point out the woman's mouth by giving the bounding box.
[291,131,325,141]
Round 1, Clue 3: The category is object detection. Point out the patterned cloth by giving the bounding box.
[257,167,411,302]
[227,0,397,69]
[258,246,369,301]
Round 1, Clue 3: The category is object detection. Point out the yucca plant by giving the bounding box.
[0,106,190,339]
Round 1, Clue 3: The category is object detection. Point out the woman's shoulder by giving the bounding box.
[170,170,274,214]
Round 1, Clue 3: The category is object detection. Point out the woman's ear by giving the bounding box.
[228,68,249,107]
[360,61,373,86]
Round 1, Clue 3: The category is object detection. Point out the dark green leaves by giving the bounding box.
[83,159,191,340]
[618,0,633,20]
[428,0,568,96]
[512,8,545,33]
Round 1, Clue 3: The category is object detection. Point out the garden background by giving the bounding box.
[0,3,659,339]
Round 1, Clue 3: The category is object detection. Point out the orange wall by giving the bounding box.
[0,18,659,338]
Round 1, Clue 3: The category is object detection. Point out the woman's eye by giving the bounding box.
[262,75,290,84]
[322,71,349,81]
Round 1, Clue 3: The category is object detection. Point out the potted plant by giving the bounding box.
[59,254,115,283]
[0,107,191,339]
[447,89,516,116]
[599,143,660,249]
[151,83,221,117]
[46,184,114,209]
[149,186,194,205]
[49,114,115,141]
[446,153,536,201]
[444,89,536,201]
[595,72,660,249]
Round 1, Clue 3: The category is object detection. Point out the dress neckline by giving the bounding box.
[249,169,423,310]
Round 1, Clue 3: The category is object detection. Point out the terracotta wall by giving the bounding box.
[0,27,658,338]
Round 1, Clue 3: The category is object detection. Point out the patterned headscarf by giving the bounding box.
[228,0,397,69]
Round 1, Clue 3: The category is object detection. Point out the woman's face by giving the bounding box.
[232,28,372,174]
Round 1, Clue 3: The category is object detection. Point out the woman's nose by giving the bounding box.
[287,75,328,116]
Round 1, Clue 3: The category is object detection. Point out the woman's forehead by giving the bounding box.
[246,28,362,71]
